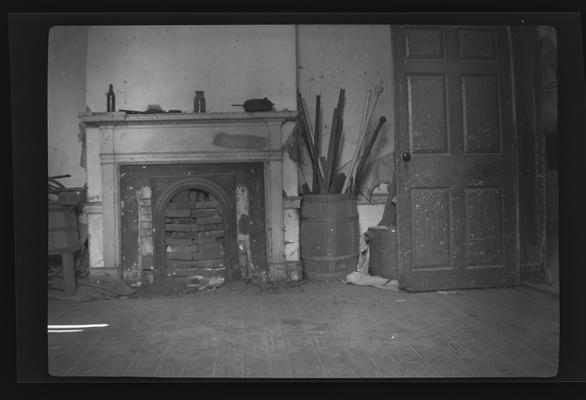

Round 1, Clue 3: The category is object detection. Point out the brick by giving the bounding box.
[169,261,196,269]
[190,209,219,218]
[165,237,193,246]
[168,218,197,224]
[198,242,223,252]
[167,252,193,261]
[139,214,152,222]
[139,198,151,206]
[197,216,223,225]
[165,224,194,232]
[140,186,151,199]
[195,200,219,209]
[198,229,225,238]
[141,221,152,229]
[192,259,225,268]
[193,248,225,260]
[169,259,224,269]
[192,223,223,232]
[166,245,199,253]
[196,237,220,246]
[139,205,152,214]
[170,231,198,238]
[141,229,153,237]
[165,209,191,218]
[172,190,189,204]
[166,223,223,232]
[141,236,153,254]
[141,255,153,269]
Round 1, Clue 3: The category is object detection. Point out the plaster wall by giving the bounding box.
[48,26,88,188]
[296,25,395,232]
[85,25,297,113]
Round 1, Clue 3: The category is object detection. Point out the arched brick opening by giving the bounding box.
[152,177,238,283]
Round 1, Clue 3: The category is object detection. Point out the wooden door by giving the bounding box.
[392,25,518,291]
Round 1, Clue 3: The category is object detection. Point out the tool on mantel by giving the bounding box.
[232,98,275,112]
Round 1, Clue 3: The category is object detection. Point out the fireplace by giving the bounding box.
[156,182,232,283]
[80,111,298,283]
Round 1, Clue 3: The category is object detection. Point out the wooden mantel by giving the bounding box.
[79,111,298,125]
[80,110,298,282]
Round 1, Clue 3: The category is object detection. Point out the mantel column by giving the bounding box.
[265,120,286,281]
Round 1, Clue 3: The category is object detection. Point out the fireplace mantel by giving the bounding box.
[80,110,298,282]
[79,111,297,125]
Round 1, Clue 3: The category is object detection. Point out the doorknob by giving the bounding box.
[402,151,411,162]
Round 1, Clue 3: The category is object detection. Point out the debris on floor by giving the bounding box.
[48,274,136,302]
[187,276,225,290]
[344,270,399,291]
[436,290,463,295]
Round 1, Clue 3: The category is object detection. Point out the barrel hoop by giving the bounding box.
[300,215,358,223]
[303,254,358,262]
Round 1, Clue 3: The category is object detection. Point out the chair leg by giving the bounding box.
[62,252,77,295]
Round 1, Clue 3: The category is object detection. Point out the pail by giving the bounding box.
[367,225,398,280]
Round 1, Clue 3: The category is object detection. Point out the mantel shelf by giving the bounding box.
[79,111,298,126]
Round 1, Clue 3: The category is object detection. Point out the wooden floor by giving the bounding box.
[48,280,559,378]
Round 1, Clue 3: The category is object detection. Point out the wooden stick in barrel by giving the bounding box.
[313,95,321,193]
[355,116,387,184]
[341,89,371,193]
[296,93,316,173]
[327,89,346,193]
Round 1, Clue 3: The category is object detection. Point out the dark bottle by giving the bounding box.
[194,91,206,113]
[106,84,116,112]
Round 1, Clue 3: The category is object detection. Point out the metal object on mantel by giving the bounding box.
[232,98,274,112]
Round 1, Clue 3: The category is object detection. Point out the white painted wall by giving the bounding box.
[296,25,395,232]
[48,26,88,188]
[85,25,297,113]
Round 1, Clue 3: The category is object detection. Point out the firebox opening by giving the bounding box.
[164,188,226,282]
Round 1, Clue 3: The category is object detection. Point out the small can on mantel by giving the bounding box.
[194,91,206,113]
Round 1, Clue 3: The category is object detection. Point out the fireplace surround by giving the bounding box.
[79,111,298,282]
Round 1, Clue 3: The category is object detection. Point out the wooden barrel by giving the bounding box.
[300,194,359,281]
[49,203,80,255]
[368,225,398,279]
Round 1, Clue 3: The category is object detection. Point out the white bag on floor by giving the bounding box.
[345,234,399,291]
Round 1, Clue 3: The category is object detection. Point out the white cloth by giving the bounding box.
[346,234,399,291]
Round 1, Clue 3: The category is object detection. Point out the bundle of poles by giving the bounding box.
[296,86,386,196]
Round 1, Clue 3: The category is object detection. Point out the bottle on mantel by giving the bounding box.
[106,84,116,112]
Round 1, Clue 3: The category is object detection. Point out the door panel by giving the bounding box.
[393,25,518,292]
[464,187,504,267]
[411,188,451,269]
[408,75,448,153]
[462,75,501,153]
[458,29,496,60]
